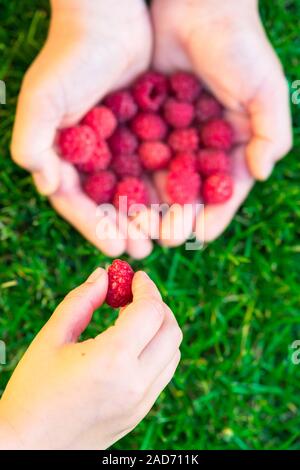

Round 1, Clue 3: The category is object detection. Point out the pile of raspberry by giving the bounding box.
[58,71,234,208]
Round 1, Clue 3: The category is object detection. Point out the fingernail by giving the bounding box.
[87,268,104,283]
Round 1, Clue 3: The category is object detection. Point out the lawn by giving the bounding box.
[0,0,300,450]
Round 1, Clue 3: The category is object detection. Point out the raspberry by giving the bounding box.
[169,152,197,173]
[166,169,201,204]
[164,98,195,128]
[197,149,230,177]
[104,90,138,123]
[202,172,233,204]
[114,177,149,211]
[170,71,201,102]
[58,125,96,164]
[106,259,134,308]
[139,141,171,171]
[133,71,168,112]
[82,106,117,139]
[168,128,199,153]
[131,113,167,141]
[77,139,112,173]
[83,170,117,204]
[195,92,222,122]
[112,153,142,178]
[109,127,138,155]
[201,119,234,151]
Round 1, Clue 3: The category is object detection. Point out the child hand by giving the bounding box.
[11,0,154,259]
[0,269,182,449]
[151,0,292,245]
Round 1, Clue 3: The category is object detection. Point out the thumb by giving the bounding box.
[11,77,62,195]
[45,268,108,345]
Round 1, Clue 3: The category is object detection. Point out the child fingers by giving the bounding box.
[49,163,126,258]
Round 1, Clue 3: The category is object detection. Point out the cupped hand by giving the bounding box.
[11,0,154,258]
[151,0,292,245]
[0,269,182,450]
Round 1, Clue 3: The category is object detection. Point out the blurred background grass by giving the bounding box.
[0,0,300,450]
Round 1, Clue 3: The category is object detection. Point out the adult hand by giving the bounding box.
[11,0,153,258]
[151,0,292,244]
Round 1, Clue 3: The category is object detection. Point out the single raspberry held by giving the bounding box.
[139,141,171,171]
[109,127,138,155]
[114,177,149,211]
[169,152,197,173]
[195,92,222,122]
[197,149,230,177]
[201,119,234,151]
[106,259,134,308]
[133,71,168,112]
[202,172,233,204]
[131,112,167,141]
[82,106,117,139]
[83,170,117,204]
[77,139,112,173]
[104,90,138,123]
[163,98,195,129]
[168,128,199,153]
[112,153,142,178]
[58,125,96,164]
[170,71,201,102]
[166,169,201,204]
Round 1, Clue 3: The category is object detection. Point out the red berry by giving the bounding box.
[166,169,201,204]
[131,112,167,141]
[104,90,138,123]
[114,177,149,211]
[197,149,230,176]
[201,119,234,151]
[202,172,233,204]
[133,71,168,112]
[139,141,171,171]
[82,106,117,139]
[195,92,222,122]
[164,98,195,128]
[106,259,134,308]
[77,139,112,173]
[112,153,142,178]
[109,127,138,155]
[168,128,199,153]
[170,71,201,102]
[58,125,96,164]
[169,152,197,173]
[83,170,117,204]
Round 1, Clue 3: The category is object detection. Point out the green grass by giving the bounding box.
[1,0,300,450]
